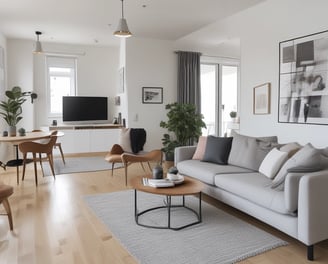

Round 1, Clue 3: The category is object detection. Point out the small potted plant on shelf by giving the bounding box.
[0,86,29,136]
[160,102,206,163]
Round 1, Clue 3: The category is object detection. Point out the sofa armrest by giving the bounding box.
[284,172,305,213]
[174,146,197,165]
[298,170,328,245]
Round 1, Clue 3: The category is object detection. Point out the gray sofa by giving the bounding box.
[175,133,328,261]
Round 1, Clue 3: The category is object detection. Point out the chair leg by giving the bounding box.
[2,198,13,230]
[58,144,65,164]
[124,164,128,186]
[47,153,56,180]
[111,163,115,176]
[33,153,38,186]
[147,162,152,172]
[22,153,27,181]
[140,162,147,172]
[39,153,45,177]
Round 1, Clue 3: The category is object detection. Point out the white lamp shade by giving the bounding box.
[114,18,132,37]
[33,40,43,54]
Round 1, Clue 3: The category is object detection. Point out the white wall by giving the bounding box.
[125,38,177,150]
[6,39,119,129]
[204,0,328,147]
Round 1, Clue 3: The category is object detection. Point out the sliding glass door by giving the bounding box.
[200,62,239,136]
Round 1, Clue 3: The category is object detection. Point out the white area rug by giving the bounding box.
[84,190,287,264]
[43,156,122,175]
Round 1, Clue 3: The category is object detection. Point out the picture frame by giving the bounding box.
[142,87,163,104]
[278,30,328,125]
[253,82,271,114]
[114,96,120,106]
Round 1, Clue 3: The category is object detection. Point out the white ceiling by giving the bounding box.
[0,0,264,47]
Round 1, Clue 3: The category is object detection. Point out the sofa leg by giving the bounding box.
[307,245,314,261]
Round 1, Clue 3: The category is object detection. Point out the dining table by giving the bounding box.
[0,131,57,184]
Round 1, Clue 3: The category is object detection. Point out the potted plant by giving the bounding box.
[160,102,206,162]
[229,111,237,119]
[0,86,29,136]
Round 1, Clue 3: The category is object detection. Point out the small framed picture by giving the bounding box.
[114,96,120,106]
[253,82,271,114]
[142,87,163,104]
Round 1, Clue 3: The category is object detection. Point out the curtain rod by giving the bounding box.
[174,51,238,60]
[43,51,86,57]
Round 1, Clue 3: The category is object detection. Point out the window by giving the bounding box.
[200,62,239,136]
[46,56,77,116]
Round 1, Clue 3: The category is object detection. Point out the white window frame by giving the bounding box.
[46,56,77,117]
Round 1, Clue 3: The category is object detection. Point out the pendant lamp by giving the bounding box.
[33,31,43,54]
[114,0,132,38]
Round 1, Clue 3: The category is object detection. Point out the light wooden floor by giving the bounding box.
[0,155,327,264]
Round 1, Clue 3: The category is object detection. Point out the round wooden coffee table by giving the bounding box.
[130,175,204,230]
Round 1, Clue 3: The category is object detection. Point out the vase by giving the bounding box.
[152,164,163,179]
[9,126,16,137]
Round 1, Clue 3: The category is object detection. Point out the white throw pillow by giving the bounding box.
[119,128,132,153]
[259,148,289,179]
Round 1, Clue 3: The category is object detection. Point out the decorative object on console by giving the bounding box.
[142,87,163,104]
[278,29,328,125]
[253,82,271,114]
[113,0,132,38]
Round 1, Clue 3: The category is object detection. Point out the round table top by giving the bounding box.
[130,175,204,196]
[0,131,52,143]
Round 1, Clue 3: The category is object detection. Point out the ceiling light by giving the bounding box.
[114,0,132,38]
[33,31,43,54]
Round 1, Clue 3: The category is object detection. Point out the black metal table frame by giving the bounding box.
[134,189,202,230]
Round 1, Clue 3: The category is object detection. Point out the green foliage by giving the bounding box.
[229,111,237,118]
[160,102,206,160]
[0,86,29,126]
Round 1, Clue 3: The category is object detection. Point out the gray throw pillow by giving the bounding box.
[202,136,233,165]
[228,133,278,171]
[271,143,323,190]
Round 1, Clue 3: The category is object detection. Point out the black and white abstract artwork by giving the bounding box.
[278,30,328,125]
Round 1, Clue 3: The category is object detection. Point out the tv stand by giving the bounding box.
[48,124,123,154]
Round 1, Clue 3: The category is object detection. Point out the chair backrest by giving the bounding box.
[19,130,58,154]
[119,128,146,154]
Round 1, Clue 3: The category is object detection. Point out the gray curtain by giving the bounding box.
[177,51,201,113]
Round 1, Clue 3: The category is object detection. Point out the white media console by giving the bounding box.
[47,124,122,154]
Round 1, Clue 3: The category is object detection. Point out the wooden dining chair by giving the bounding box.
[19,131,58,185]
[0,184,14,230]
[32,129,65,164]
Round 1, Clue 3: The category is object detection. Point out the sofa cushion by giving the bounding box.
[214,172,291,215]
[202,136,233,165]
[271,143,323,190]
[177,159,253,185]
[192,136,207,160]
[228,133,278,171]
[259,148,289,179]
[280,142,301,158]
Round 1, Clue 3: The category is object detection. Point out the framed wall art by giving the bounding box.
[253,82,271,114]
[142,87,163,104]
[278,30,328,125]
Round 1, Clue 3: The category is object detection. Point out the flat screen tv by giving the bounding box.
[62,96,108,123]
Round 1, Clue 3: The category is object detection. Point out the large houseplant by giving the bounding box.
[160,102,206,161]
[0,86,29,136]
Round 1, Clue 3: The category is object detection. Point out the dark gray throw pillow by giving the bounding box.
[202,136,233,165]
